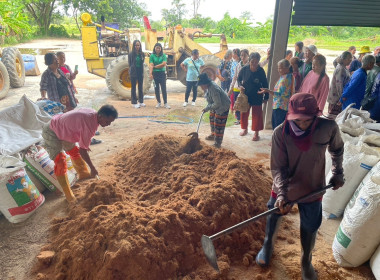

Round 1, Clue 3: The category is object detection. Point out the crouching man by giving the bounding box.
[42,105,118,202]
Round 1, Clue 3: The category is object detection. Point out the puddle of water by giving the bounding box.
[18,48,61,55]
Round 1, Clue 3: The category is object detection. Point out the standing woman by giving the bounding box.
[327,51,352,118]
[237,52,269,141]
[198,73,231,148]
[294,41,304,60]
[259,59,294,129]
[181,49,205,106]
[217,50,233,92]
[149,43,170,109]
[229,49,249,125]
[40,53,77,112]
[128,40,145,108]
[298,54,330,112]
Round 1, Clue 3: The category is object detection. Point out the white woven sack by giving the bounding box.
[332,162,380,267]
[370,244,380,280]
[323,142,379,219]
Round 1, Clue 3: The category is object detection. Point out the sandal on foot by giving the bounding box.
[239,129,248,136]
[252,135,260,141]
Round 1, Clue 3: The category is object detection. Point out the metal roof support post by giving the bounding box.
[264,0,293,129]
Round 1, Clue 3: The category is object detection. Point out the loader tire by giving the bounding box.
[105,55,151,100]
[2,47,25,88]
[0,61,10,100]
[197,55,222,96]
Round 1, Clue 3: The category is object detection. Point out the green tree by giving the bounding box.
[24,0,57,35]
[216,13,253,39]
[0,0,31,37]
[161,0,187,26]
[188,15,216,30]
[240,11,253,21]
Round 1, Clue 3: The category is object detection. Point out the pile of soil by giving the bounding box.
[34,134,273,280]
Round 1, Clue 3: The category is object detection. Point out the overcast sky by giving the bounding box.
[140,0,276,24]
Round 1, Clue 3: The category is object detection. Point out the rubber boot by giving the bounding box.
[66,146,91,180]
[56,174,76,203]
[71,157,91,180]
[255,213,282,266]
[301,228,318,280]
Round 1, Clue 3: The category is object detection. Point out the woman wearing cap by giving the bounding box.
[181,49,205,106]
[298,54,330,112]
[237,52,269,141]
[198,73,231,148]
[341,54,376,110]
[299,45,317,81]
[256,93,344,280]
[327,51,352,118]
[349,46,371,75]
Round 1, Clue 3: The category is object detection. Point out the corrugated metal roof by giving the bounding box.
[292,0,380,27]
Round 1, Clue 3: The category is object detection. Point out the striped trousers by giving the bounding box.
[210,110,229,145]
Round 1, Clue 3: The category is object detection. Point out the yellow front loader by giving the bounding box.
[80,13,151,100]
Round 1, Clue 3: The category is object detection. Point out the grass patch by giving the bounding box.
[202,111,236,127]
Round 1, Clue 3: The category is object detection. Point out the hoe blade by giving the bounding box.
[201,235,219,272]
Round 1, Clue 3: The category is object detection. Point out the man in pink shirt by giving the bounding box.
[42,105,118,202]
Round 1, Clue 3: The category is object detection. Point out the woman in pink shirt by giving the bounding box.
[298,54,330,112]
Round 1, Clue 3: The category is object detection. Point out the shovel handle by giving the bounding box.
[209,184,333,241]
[196,111,205,134]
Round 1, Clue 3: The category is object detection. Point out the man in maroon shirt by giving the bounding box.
[256,93,344,280]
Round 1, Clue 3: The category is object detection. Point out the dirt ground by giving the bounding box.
[0,39,375,280]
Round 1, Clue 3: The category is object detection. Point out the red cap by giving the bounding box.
[287,93,320,120]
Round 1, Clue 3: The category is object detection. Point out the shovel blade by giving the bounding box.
[201,235,220,272]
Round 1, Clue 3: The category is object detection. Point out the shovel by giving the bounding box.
[188,111,205,139]
[201,184,333,272]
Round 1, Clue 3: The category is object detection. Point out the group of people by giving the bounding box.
[37,41,380,280]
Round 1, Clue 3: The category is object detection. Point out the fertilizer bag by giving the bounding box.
[24,145,77,193]
[0,155,45,223]
[332,162,380,267]
[322,142,379,219]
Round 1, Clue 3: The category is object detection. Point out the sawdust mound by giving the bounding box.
[35,134,272,280]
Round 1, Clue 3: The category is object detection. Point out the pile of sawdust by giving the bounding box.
[34,134,273,280]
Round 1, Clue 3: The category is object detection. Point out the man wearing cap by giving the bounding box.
[341,54,376,110]
[197,73,231,148]
[256,93,344,280]
[349,46,371,74]
[299,45,317,81]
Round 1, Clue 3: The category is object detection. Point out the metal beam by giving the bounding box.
[264,0,293,129]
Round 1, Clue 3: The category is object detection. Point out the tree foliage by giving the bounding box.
[24,0,56,35]
[161,0,187,26]
[215,13,253,39]
[0,0,31,37]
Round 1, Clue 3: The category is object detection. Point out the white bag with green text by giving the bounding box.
[332,162,380,267]
[0,155,45,223]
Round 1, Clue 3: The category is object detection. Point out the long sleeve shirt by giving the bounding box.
[365,65,380,97]
[341,68,367,109]
[327,64,351,105]
[204,81,231,114]
[299,70,330,112]
[271,118,344,202]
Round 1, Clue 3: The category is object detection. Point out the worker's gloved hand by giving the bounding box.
[329,174,345,190]
[274,195,293,215]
